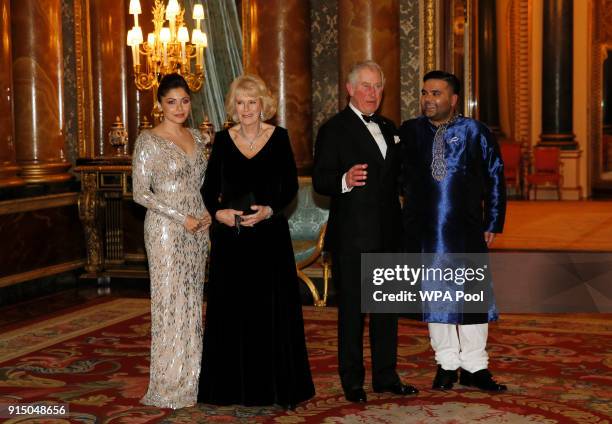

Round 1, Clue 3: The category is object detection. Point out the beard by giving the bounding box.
[422,104,452,122]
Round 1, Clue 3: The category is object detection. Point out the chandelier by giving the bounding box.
[127,0,207,121]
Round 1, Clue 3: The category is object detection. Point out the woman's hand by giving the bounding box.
[215,209,243,227]
[184,215,202,233]
[198,211,212,231]
[239,205,273,227]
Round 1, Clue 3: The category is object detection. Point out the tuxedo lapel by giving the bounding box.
[339,107,385,164]
[376,118,398,184]
[379,120,396,161]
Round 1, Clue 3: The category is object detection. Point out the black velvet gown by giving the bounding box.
[197,127,315,407]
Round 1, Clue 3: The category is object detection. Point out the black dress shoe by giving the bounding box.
[373,381,419,396]
[432,365,458,390]
[344,387,367,403]
[460,369,507,392]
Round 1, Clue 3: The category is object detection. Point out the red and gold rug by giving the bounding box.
[0,299,610,423]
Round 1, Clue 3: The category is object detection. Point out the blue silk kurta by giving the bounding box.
[399,115,506,324]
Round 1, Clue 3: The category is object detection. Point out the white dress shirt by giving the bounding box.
[342,102,388,193]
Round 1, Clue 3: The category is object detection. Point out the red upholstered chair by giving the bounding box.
[526,147,563,200]
[500,143,522,198]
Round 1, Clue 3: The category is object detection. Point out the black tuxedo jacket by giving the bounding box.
[312,106,402,253]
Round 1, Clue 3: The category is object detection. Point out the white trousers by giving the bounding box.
[428,323,489,373]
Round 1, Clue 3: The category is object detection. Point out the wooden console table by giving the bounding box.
[75,157,148,280]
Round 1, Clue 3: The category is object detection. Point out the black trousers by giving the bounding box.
[332,251,400,391]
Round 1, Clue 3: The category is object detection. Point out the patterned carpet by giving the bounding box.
[0,299,610,423]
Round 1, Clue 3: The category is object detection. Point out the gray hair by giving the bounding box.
[346,60,385,86]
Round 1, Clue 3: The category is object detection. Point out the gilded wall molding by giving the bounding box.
[241,0,255,73]
[505,0,516,141]
[421,0,475,117]
[507,0,531,149]
[593,0,605,181]
[422,0,436,72]
[464,0,475,118]
[73,0,95,159]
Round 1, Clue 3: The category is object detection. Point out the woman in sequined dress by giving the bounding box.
[132,73,211,409]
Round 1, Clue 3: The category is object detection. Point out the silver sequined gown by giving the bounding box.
[132,129,209,409]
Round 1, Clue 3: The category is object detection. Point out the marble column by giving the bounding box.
[478,0,503,138]
[243,0,312,174]
[0,0,23,187]
[11,0,71,183]
[338,0,400,125]
[540,0,576,148]
[90,0,129,157]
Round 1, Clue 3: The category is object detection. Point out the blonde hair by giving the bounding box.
[346,60,386,86]
[225,74,277,122]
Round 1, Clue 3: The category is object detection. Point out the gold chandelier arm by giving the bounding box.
[185,44,198,59]
[135,73,157,91]
[139,44,153,55]
[184,73,204,92]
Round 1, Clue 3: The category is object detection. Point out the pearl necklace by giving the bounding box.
[239,123,263,150]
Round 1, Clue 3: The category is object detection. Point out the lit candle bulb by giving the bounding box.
[192,29,202,67]
[192,4,204,21]
[147,33,156,68]
[193,3,204,32]
[160,27,171,67]
[132,26,143,66]
[192,4,206,67]
[178,26,189,63]
[129,0,141,14]
[166,0,179,20]
[127,29,137,67]
[129,0,141,27]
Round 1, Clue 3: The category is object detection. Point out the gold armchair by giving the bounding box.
[287,177,330,307]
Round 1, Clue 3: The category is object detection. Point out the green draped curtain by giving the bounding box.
[183,0,243,130]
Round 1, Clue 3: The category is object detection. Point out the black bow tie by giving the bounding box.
[362,114,380,124]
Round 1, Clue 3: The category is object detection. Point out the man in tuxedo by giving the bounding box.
[313,61,418,403]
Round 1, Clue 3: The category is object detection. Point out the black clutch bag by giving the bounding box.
[222,192,257,215]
